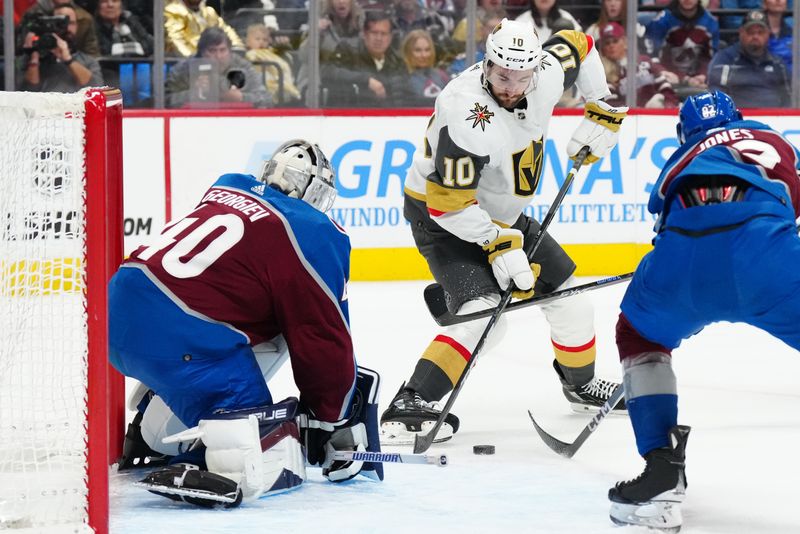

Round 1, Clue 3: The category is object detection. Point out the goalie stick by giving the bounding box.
[528,384,625,458]
[413,147,591,454]
[331,450,448,467]
[424,273,633,327]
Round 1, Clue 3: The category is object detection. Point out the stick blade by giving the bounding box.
[527,410,576,459]
[413,431,436,454]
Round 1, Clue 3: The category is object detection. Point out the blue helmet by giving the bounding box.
[676,91,742,144]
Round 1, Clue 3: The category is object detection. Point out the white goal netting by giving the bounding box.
[0,91,94,532]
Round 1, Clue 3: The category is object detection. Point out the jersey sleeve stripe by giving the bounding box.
[404,186,427,202]
[553,30,589,61]
[425,180,478,214]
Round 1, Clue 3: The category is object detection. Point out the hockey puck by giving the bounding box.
[473,445,495,455]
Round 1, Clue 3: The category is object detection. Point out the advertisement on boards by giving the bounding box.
[122,113,800,257]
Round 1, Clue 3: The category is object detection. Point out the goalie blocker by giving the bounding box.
[136,367,383,508]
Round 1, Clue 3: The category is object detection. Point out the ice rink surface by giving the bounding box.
[110,279,800,534]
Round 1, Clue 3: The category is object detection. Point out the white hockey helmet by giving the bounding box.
[260,139,337,212]
[482,18,542,96]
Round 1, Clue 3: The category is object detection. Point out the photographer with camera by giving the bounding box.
[165,27,271,108]
[19,0,100,56]
[20,3,103,92]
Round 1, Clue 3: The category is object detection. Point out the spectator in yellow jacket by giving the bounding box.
[164,0,243,57]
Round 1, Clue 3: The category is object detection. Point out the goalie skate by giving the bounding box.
[380,385,459,445]
[608,426,690,533]
[135,464,243,508]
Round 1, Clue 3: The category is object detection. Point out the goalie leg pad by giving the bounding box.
[201,398,306,500]
[139,393,190,457]
[354,366,383,481]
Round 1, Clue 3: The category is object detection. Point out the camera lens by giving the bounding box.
[227,70,246,89]
[37,34,57,51]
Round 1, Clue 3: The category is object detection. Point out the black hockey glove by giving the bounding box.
[299,388,368,482]
[298,366,384,482]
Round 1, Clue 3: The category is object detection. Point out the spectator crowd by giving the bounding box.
[0,0,795,108]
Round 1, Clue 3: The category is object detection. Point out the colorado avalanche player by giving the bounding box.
[609,91,800,531]
[108,139,382,507]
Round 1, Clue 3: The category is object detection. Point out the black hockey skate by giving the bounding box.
[380,384,460,445]
[135,463,243,508]
[553,360,627,414]
[609,425,691,533]
[117,411,171,471]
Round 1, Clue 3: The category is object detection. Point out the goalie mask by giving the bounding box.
[260,140,337,212]
[676,91,742,145]
[482,18,542,107]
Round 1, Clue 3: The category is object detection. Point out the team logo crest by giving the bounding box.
[466,102,494,131]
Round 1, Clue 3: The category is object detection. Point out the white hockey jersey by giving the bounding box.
[404,31,611,247]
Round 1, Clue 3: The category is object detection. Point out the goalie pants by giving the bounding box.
[108,266,272,427]
[619,199,800,456]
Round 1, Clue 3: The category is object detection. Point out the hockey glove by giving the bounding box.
[299,407,368,483]
[483,228,537,298]
[567,100,628,165]
[299,366,383,483]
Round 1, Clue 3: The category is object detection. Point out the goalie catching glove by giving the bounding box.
[483,228,539,299]
[299,366,384,482]
[567,100,628,165]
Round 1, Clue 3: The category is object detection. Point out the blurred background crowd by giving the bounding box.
[0,0,796,108]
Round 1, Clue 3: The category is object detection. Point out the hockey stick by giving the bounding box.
[424,272,633,327]
[413,146,591,454]
[331,450,448,467]
[528,384,625,458]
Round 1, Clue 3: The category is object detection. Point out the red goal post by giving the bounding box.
[0,88,125,533]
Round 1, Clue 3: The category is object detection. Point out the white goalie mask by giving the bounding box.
[482,18,542,103]
[260,139,337,213]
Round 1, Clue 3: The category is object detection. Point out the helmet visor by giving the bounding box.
[302,176,337,213]
[485,63,538,103]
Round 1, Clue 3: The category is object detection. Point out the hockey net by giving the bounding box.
[0,89,124,533]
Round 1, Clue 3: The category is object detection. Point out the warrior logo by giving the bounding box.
[466,102,494,131]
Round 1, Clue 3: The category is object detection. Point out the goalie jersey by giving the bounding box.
[403,31,611,247]
[120,173,355,422]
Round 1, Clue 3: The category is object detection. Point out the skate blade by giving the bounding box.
[379,420,454,446]
[609,499,683,532]
[133,481,239,504]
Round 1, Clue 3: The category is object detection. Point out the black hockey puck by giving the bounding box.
[473,445,495,455]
